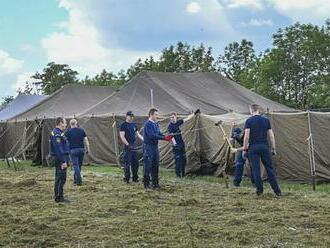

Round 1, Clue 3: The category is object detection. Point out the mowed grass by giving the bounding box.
[0,161,329,248]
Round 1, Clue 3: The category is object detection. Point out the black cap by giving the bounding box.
[126,111,134,117]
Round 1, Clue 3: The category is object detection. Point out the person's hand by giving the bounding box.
[242,151,248,160]
[164,135,173,142]
[61,162,67,170]
[194,109,201,115]
[231,148,238,153]
[271,148,277,156]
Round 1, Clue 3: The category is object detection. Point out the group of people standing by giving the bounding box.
[50,103,281,203]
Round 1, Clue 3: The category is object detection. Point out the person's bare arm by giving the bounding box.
[183,113,194,123]
[268,129,276,149]
[136,131,144,142]
[243,129,250,151]
[84,137,90,154]
[119,131,129,146]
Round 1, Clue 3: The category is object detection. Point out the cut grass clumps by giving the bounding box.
[0,161,329,247]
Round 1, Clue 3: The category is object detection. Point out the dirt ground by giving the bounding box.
[0,162,329,248]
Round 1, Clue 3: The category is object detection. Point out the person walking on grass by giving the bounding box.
[65,119,90,186]
[119,111,144,183]
[242,104,281,197]
[50,117,70,203]
[143,108,173,190]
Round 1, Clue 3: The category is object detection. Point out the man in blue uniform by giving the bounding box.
[65,119,90,186]
[167,112,194,178]
[143,108,172,190]
[50,117,70,203]
[120,111,144,183]
[242,104,281,196]
[231,127,254,186]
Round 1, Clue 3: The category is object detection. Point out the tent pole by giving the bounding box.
[307,111,316,191]
[150,89,154,108]
[112,114,120,166]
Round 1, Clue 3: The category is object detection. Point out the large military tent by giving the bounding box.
[0,94,45,121]
[79,72,292,117]
[1,72,329,183]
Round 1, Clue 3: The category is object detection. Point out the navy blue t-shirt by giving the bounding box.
[244,115,271,145]
[120,122,138,145]
[65,127,87,149]
[168,119,185,147]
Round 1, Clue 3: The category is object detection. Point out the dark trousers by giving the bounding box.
[233,151,254,186]
[54,159,67,200]
[248,143,281,195]
[143,144,160,188]
[123,146,139,182]
[70,148,85,185]
[173,146,186,178]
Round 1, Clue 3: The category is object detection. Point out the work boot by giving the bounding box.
[58,197,71,203]
[152,185,161,191]
[123,178,130,184]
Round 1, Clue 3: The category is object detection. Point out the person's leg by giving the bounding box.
[131,150,139,182]
[58,167,67,200]
[173,147,181,177]
[151,149,160,188]
[233,151,245,186]
[260,145,281,195]
[143,146,152,188]
[248,146,263,195]
[54,162,61,201]
[181,147,187,178]
[70,149,81,185]
[78,148,84,173]
[123,148,131,182]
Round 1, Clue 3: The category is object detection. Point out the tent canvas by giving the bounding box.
[79,72,293,117]
[0,94,45,121]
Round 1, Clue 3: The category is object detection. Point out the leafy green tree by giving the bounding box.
[0,96,14,110]
[32,62,79,94]
[253,21,330,109]
[217,39,257,84]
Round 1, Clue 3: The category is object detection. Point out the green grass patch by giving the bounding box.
[0,161,329,247]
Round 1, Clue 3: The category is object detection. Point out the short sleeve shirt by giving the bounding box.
[168,119,185,147]
[65,127,87,149]
[244,115,271,145]
[120,122,138,145]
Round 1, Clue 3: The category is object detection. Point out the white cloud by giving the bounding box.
[0,49,24,74]
[270,0,330,23]
[240,18,273,27]
[41,0,158,76]
[186,2,202,13]
[224,0,263,10]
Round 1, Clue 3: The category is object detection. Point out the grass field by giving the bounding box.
[0,161,329,248]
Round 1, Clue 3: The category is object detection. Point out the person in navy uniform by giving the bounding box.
[231,127,254,186]
[119,111,144,183]
[65,119,90,186]
[167,112,194,178]
[242,104,281,196]
[143,108,172,190]
[50,117,70,203]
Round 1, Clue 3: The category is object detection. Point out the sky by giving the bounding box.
[0,0,329,99]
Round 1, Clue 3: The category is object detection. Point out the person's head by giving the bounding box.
[70,119,78,128]
[249,104,260,115]
[126,111,134,122]
[55,117,66,130]
[170,112,177,123]
[231,127,242,139]
[148,108,159,121]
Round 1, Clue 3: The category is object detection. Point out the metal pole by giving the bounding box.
[307,111,316,191]
[150,89,154,108]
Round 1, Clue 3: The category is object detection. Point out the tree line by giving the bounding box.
[2,20,329,110]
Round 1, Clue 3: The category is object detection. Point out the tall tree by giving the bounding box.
[32,62,79,94]
[217,39,257,85]
[253,21,330,109]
